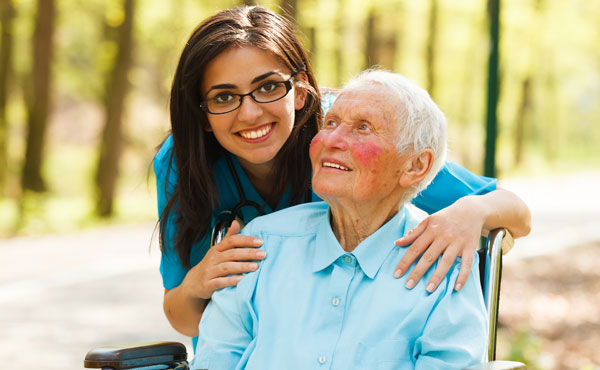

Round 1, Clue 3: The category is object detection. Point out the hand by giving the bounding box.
[393,198,484,292]
[181,220,265,299]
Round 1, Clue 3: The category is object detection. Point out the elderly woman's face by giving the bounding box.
[310,85,407,204]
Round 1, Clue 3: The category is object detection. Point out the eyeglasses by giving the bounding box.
[200,70,300,115]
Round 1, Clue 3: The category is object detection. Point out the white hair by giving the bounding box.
[344,69,447,202]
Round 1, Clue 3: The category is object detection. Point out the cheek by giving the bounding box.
[352,141,384,171]
[309,132,325,161]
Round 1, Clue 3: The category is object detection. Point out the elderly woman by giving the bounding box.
[191,70,515,370]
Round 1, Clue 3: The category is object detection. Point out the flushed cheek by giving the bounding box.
[351,140,384,170]
[309,132,325,161]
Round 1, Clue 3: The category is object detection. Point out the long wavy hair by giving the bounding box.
[159,6,321,267]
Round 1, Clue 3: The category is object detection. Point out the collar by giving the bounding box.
[312,206,408,279]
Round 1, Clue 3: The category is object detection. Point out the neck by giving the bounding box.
[328,198,401,252]
[237,156,279,208]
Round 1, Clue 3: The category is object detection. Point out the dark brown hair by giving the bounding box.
[159,6,321,267]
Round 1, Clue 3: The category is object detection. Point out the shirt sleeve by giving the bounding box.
[191,262,260,370]
[411,161,497,214]
[413,254,487,369]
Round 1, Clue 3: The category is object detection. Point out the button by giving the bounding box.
[332,297,340,307]
[343,255,353,264]
[318,355,327,364]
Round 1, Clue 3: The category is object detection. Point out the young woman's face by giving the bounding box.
[202,46,307,169]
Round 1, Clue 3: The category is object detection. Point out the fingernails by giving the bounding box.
[254,238,263,246]
[249,262,259,270]
[426,283,435,293]
[454,283,462,291]
[394,269,402,278]
[405,279,415,289]
[256,250,266,259]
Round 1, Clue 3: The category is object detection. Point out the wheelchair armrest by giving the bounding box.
[464,360,527,369]
[84,341,187,369]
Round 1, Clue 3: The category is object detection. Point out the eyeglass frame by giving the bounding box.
[199,68,304,115]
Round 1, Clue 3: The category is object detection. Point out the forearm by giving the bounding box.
[462,188,531,239]
[163,285,209,337]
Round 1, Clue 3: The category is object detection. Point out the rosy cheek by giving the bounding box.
[352,141,384,169]
[309,132,324,160]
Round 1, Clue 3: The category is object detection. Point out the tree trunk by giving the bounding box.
[94,0,135,217]
[425,0,438,99]
[242,0,256,5]
[0,0,15,196]
[21,0,55,192]
[334,0,346,87]
[514,77,532,166]
[364,8,377,69]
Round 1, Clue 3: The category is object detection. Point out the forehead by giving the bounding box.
[328,84,400,128]
[202,46,288,86]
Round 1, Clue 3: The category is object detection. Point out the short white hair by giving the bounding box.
[344,69,447,201]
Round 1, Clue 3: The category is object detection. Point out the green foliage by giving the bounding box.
[1,0,600,237]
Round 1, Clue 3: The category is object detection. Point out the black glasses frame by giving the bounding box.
[200,69,303,115]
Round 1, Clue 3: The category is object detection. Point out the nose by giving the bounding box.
[323,124,349,151]
[236,95,263,123]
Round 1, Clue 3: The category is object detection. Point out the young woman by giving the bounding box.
[154,6,531,348]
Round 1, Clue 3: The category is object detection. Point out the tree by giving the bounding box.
[0,0,15,196]
[425,0,439,99]
[94,0,135,217]
[21,0,55,192]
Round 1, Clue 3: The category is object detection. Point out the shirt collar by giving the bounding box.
[312,206,408,279]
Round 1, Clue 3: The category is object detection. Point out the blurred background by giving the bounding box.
[0,0,598,369]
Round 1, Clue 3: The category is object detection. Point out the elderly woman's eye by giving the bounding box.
[358,123,370,131]
[323,120,337,128]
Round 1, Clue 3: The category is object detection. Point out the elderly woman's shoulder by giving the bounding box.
[243,202,330,237]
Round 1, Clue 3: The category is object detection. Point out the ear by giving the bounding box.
[294,72,309,110]
[399,149,434,188]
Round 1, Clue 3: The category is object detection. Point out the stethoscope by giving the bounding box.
[209,153,313,246]
[210,153,267,246]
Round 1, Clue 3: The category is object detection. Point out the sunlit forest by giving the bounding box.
[1,0,599,235]
[1,0,600,368]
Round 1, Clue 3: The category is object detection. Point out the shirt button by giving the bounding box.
[331,297,340,307]
[318,355,327,364]
[343,255,352,264]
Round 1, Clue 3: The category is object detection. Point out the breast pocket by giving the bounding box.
[356,339,414,370]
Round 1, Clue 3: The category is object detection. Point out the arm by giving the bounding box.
[414,257,488,369]
[394,161,531,292]
[154,138,264,337]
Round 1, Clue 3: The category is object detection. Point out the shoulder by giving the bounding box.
[242,201,329,238]
[153,135,176,181]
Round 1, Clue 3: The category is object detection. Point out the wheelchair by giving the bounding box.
[84,228,526,370]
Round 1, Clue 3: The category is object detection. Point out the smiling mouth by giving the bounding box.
[238,123,273,140]
[322,161,351,171]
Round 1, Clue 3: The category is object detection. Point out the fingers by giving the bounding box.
[421,244,461,292]
[393,229,434,279]
[225,219,241,237]
[213,233,263,252]
[206,275,245,293]
[402,239,447,290]
[395,218,429,247]
[454,250,474,291]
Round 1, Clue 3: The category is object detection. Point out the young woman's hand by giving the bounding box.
[394,196,484,293]
[393,189,531,293]
[181,220,265,300]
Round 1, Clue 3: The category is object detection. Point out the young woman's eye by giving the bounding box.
[259,82,279,93]
[213,94,235,104]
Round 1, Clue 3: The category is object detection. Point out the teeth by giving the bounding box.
[240,125,271,139]
[323,161,350,171]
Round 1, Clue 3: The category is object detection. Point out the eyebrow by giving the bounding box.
[206,71,282,95]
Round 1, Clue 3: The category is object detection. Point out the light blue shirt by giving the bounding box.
[191,202,487,370]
